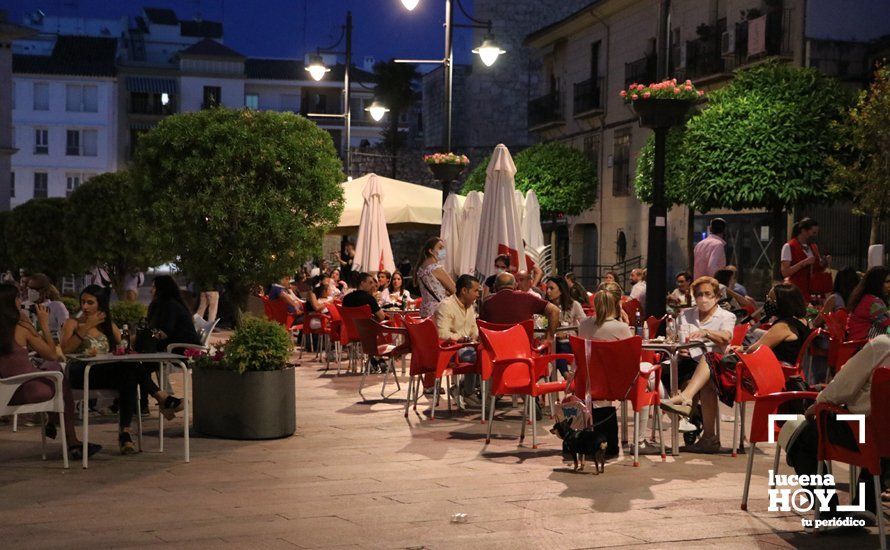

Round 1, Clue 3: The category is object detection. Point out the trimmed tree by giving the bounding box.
[461,142,598,215]
[7,198,80,281]
[828,64,890,245]
[65,171,169,297]
[132,108,344,323]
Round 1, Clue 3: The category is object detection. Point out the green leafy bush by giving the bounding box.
[7,198,81,280]
[462,142,598,215]
[223,316,293,374]
[110,301,148,328]
[60,296,79,315]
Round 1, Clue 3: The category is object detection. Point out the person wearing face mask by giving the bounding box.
[25,273,69,342]
[780,218,831,302]
[482,254,511,298]
[412,237,456,319]
[658,276,735,453]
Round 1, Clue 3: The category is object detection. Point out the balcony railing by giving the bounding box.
[624,55,656,88]
[685,37,725,79]
[129,96,175,116]
[528,91,563,129]
[728,8,793,69]
[573,77,604,116]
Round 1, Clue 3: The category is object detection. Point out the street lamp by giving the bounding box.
[305,11,385,178]
[395,0,505,155]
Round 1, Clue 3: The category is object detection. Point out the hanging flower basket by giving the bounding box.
[427,161,466,183]
[620,79,703,129]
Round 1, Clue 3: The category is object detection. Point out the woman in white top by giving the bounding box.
[660,276,736,453]
[329,268,347,297]
[412,237,455,319]
[545,276,586,378]
[380,271,412,307]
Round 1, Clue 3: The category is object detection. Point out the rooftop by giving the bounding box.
[12,35,117,77]
[180,20,223,39]
[180,38,244,59]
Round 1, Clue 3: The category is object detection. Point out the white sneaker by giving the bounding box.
[678,418,698,433]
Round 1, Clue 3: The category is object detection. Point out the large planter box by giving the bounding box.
[193,366,296,440]
[632,98,695,129]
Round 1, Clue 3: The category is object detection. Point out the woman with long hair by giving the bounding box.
[148,275,201,351]
[381,271,411,306]
[412,237,456,319]
[0,284,100,459]
[60,285,141,454]
[846,266,890,340]
[24,273,69,341]
[814,267,860,328]
[545,276,586,377]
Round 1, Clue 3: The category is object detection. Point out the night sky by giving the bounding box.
[4,0,475,67]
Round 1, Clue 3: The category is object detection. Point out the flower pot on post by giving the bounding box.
[425,153,469,206]
[620,80,702,320]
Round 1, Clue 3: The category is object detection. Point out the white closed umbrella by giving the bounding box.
[523,189,545,250]
[440,193,463,278]
[514,189,526,246]
[457,191,483,277]
[353,174,396,274]
[475,144,525,280]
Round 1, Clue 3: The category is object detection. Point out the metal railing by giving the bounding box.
[528,91,563,128]
[685,36,725,79]
[624,56,656,88]
[568,255,643,293]
[573,77,604,115]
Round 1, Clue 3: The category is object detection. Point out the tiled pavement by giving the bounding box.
[0,349,885,549]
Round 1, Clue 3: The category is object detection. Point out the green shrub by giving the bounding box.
[60,296,79,316]
[110,301,148,328]
[223,316,293,374]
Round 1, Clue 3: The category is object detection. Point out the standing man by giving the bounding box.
[693,218,727,280]
[781,218,830,302]
[435,274,482,407]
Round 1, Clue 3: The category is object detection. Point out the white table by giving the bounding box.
[641,340,708,456]
[67,352,190,468]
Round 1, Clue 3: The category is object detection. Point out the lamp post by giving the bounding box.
[306,11,385,178]
[396,0,505,154]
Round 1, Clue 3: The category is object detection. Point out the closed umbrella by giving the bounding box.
[439,192,463,278]
[475,144,525,280]
[523,189,545,250]
[353,174,396,274]
[457,191,483,278]
[514,189,526,245]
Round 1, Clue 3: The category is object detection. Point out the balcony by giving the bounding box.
[528,91,564,130]
[573,77,604,117]
[685,37,725,79]
[129,94,175,116]
[727,9,793,69]
[624,55,656,88]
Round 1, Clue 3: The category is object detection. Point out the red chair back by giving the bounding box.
[822,309,848,342]
[645,316,664,337]
[264,296,294,328]
[304,312,331,335]
[621,299,640,321]
[326,302,343,342]
[404,317,453,377]
[790,327,823,377]
[568,335,650,410]
[735,346,787,403]
[731,323,750,347]
[868,366,890,464]
[478,325,537,395]
[339,305,372,346]
[476,320,534,382]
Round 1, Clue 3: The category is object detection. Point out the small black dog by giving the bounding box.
[550,418,608,474]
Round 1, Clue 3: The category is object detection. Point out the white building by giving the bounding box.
[11,35,118,206]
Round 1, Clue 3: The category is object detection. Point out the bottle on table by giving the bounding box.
[634,310,642,338]
[119,324,130,354]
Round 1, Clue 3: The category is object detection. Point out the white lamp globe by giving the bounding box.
[472,36,506,67]
[365,100,389,122]
[401,0,420,10]
[305,54,330,81]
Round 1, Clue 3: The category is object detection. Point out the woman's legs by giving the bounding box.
[667,356,712,404]
[196,292,209,319]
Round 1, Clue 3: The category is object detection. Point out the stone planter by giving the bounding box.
[193,366,296,440]
[427,162,464,183]
[632,98,695,129]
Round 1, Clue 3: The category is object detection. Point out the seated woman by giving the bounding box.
[0,284,100,459]
[546,276,586,378]
[818,266,859,318]
[380,271,412,307]
[595,281,630,325]
[25,273,69,341]
[657,276,736,453]
[661,283,812,453]
[148,275,202,352]
[329,268,348,298]
[306,275,332,314]
[845,266,889,341]
[269,275,303,315]
[61,286,140,454]
[600,271,624,294]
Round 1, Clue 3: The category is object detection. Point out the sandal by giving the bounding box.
[659,396,693,417]
[68,443,102,459]
[159,396,184,421]
[118,432,137,455]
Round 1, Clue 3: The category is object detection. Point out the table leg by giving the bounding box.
[670,352,679,457]
[158,362,165,453]
[181,361,190,463]
[83,364,90,469]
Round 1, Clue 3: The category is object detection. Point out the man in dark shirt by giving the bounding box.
[480,272,560,342]
[342,272,385,321]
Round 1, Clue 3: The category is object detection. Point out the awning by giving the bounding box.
[125,76,178,94]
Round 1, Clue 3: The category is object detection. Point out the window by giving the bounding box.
[590,41,601,79]
[612,127,632,197]
[66,173,81,196]
[245,94,259,110]
[9,172,14,198]
[33,83,49,111]
[66,130,80,156]
[82,130,98,156]
[280,93,300,112]
[34,129,49,155]
[66,85,98,112]
[583,134,600,167]
[33,173,48,199]
[202,86,221,109]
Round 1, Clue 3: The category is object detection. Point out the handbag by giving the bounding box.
[133,326,158,353]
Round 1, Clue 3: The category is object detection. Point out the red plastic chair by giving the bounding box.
[339,305,372,374]
[403,318,477,420]
[645,315,664,338]
[622,299,640,323]
[263,295,295,328]
[479,325,571,449]
[732,346,788,457]
[475,320,538,424]
[740,390,818,510]
[354,318,410,401]
[731,323,750,347]
[568,335,664,466]
[814,366,890,547]
[303,312,333,364]
[787,327,822,382]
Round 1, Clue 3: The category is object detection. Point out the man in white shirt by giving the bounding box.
[629,268,647,316]
[693,218,727,280]
[435,274,481,406]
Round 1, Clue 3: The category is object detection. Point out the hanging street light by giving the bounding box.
[305,53,331,82]
[400,0,420,10]
[472,34,506,67]
[365,100,390,122]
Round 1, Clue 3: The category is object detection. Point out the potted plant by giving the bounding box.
[620,78,703,128]
[424,152,470,184]
[191,316,296,439]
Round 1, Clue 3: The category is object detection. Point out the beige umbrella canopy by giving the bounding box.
[439,193,463,278]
